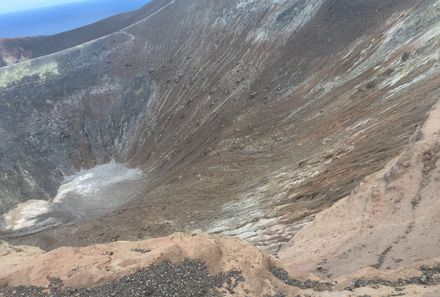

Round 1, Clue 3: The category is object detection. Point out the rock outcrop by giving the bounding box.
[1,232,440,296]
[0,233,281,296]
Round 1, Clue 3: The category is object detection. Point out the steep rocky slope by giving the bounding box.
[280,98,440,280]
[1,0,440,255]
[1,0,440,296]
[2,91,440,297]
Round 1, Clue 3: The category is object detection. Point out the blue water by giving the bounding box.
[0,0,150,38]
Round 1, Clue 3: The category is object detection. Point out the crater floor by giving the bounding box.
[0,161,145,236]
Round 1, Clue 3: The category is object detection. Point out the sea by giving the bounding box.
[0,0,150,38]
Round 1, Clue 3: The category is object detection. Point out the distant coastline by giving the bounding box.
[0,0,150,38]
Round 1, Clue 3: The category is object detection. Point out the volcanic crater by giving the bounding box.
[0,1,440,295]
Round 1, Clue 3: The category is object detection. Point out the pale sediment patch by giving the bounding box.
[206,159,331,253]
[1,200,52,232]
[0,60,59,88]
[0,161,144,236]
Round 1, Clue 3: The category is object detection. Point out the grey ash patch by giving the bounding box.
[275,0,308,28]
[346,265,440,290]
[269,266,333,291]
[264,294,286,297]
[0,259,244,297]
[372,246,392,269]
[412,145,440,209]
[131,248,151,254]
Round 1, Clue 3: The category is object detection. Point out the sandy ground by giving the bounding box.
[279,100,440,280]
[1,232,440,296]
[0,233,286,296]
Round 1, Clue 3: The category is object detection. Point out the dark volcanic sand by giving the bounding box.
[0,259,244,297]
[269,265,440,292]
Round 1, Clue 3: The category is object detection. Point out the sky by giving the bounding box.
[0,0,86,14]
[0,0,150,37]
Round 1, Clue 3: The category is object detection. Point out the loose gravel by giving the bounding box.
[0,259,244,297]
[269,264,440,292]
